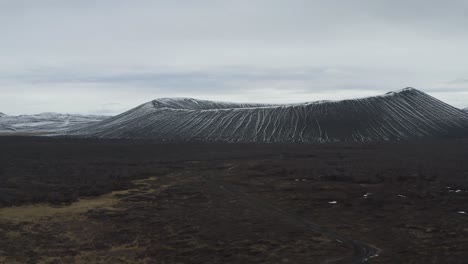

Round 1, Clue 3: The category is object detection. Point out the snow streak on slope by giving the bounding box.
[69,88,468,142]
[0,113,109,134]
[150,97,274,110]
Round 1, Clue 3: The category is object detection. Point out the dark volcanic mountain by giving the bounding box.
[69,88,468,142]
[463,107,468,113]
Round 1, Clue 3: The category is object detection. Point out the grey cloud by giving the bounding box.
[93,103,123,115]
[0,65,408,94]
[447,79,468,85]
[0,1,467,113]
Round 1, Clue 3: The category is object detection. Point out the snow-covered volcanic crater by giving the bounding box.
[68,88,468,142]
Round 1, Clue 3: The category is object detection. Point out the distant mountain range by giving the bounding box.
[463,107,468,113]
[68,88,468,142]
[0,113,109,134]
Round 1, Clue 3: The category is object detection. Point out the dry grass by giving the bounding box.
[0,176,167,222]
[0,193,119,222]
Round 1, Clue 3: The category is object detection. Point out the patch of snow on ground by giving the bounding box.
[11,121,56,128]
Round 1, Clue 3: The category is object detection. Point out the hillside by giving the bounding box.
[69,88,468,142]
[0,113,109,134]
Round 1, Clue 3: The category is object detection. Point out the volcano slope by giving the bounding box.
[69,88,468,142]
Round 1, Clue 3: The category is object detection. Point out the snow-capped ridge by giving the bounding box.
[146,87,426,111]
[385,87,418,95]
[0,113,109,134]
[149,97,274,110]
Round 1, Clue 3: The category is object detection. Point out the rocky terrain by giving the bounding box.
[1,137,467,263]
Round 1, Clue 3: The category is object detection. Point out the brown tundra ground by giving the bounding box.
[0,136,467,264]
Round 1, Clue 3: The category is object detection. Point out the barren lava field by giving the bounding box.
[1,136,468,264]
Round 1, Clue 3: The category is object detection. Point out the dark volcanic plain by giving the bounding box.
[1,136,468,264]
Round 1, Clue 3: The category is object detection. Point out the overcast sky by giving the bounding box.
[1,0,467,115]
